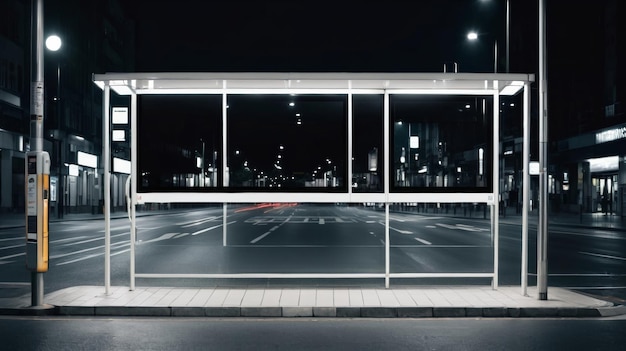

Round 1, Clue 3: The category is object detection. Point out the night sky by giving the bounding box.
[126,0,505,73]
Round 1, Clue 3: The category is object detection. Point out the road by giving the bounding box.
[1,204,625,302]
[1,316,625,350]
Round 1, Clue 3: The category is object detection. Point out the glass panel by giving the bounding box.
[390,95,493,192]
[227,95,347,191]
[352,95,384,192]
[135,203,384,276]
[389,202,494,276]
[137,95,222,191]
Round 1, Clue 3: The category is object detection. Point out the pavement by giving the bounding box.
[1,207,625,318]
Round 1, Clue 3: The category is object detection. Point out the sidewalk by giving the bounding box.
[1,285,625,318]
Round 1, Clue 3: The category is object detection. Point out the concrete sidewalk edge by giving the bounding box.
[1,304,625,318]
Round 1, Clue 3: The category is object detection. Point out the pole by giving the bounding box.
[521,83,530,296]
[506,0,510,73]
[29,0,45,307]
[537,0,549,300]
[494,39,498,73]
[103,83,111,295]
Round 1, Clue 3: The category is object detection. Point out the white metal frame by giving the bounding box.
[94,72,533,293]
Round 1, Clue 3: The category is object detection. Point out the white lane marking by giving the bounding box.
[435,223,486,232]
[250,215,292,244]
[414,237,432,245]
[579,251,626,261]
[57,232,127,247]
[182,217,218,228]
[380,239,385,245]
[319,218,325,225]
[192,221,236,236]
[378,222,412,234]
[0,237,23,242]
[366,221,376,224]
[50,240,129,260]
[142,233,179,244]
[0,252,25,260]
[56,247,130,266]
[0,243,25,251]
[176,216,222,226]
[335,217,345,223]
[250,231,273,244]
[425,225,437,229]
[389,217,405,222]
[174,233,189,239]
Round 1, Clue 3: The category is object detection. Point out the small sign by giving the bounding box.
[529,161,540,175]
[27,175,37,216]
[112,107,129,124]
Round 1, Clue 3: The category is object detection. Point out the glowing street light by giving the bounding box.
[45,35,62,51]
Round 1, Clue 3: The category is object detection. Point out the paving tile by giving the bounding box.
[316,289,334,307]
[188,289,215,306]
[406,289,434,307]
[299,290,316,307]
[392,289,417,307]
[376,289,400,307]
[333,289,350,307]
[241,289,264,307]
[223,289,246,307]
[261,290,282,307]
[348,289,364,307]
[155,289,186,306]
[279,289,300,307]
[171,289,200,307]
[205,289,229,306]
[361,290,380,306]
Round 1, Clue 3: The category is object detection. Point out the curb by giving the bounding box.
[2,304,623,318]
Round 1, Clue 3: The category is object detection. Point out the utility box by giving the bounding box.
[25,151,50,272]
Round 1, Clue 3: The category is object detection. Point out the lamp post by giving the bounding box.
[45,34,63,219]
[467,31,499,73]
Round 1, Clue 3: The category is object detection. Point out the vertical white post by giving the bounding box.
[103,83,111,295]
[222,89,228,246]
[348,91,353,198]
[130,93,137,291]
[521,83,530,296]
[538,0,549,300]
[493,83,500,289]
[384,91,390,289]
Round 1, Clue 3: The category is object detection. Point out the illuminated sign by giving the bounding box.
[77,151,98,168]
[596,126,626,144]
[112,107,128,124]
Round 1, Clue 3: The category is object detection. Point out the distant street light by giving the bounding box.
[45,35,62,51]
[467,31,498,73]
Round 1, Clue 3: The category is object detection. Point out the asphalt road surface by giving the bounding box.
[1,316,625,351]
[1,204,625,302]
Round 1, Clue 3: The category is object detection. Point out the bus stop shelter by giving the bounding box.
[93,72,534,294]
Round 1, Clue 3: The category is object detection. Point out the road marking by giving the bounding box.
[319,218,325,225]
[414,237,432,245]
[174,233,189,239]
[425,225,437,229]
[56,246,130,266]
[192,221,236,236]
[0,237,23,242]
[0,252,25,260]
[378,222,412,234]
[182,217,218,228]
[250,231,273,244]
[176,216,221,226]
[0,243,25,251]
[142,233,179,244]
[250,215,292,244]
[366,220,376,224]
[579,251,626,261]
[380,239,385,245]
[51,240,129,259]
[57,232,127,247]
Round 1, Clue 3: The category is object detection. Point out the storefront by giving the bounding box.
[554,123,626,216]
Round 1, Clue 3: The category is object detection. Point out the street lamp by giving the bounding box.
[467,31,498,73]
[46,34,63,219]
